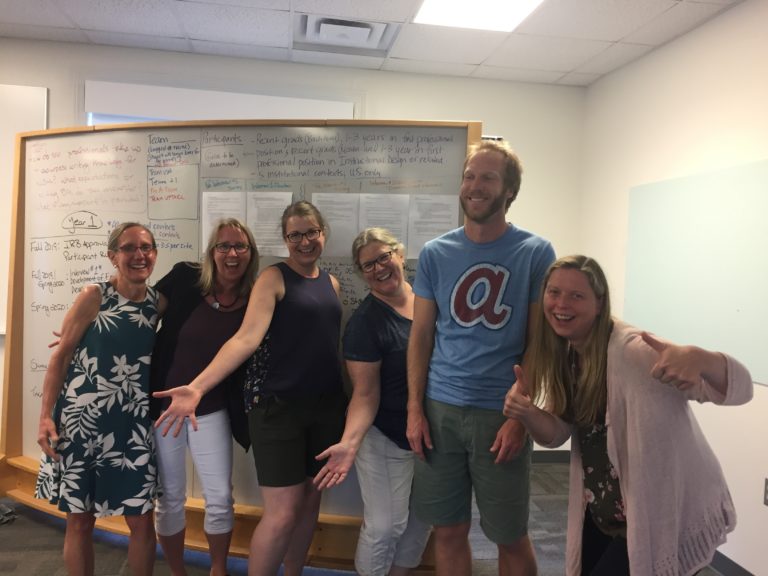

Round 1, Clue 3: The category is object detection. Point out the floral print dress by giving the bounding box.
[36,282,159,517]
[577,415,627,537]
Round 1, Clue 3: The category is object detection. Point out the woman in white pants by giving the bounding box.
[150,219,258,576]
[314,228,431,576]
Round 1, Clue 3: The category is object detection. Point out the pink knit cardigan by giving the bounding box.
[541,321,753,576]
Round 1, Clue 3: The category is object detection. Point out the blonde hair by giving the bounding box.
[351,227,405,270]
[527,255,612,426]
[198,218,259,298]
[107,222,155,252]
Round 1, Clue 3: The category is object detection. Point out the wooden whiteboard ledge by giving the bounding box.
[3,455,435,573]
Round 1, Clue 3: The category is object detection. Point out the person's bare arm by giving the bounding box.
[406,296,437,460]
[154,266,283,436]
[491,302,540,463]
[38,285,101,459]
[314,359,381,490]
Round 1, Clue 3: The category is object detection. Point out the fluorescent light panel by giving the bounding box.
[414,0,545,33]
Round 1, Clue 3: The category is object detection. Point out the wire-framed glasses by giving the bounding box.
[360,250,394,273]
[117,243,156,254]
[214,242,250,254]
[285,228,322,244]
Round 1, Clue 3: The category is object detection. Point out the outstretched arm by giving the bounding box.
[314,359,380,490]
[641,332,728,395]
[154,266,283,436]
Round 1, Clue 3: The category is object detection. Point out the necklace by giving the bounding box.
[212,289,237,310]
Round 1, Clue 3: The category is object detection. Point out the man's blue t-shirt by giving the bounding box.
[413,225,555,410]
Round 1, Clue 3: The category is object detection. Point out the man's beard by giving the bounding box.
[460,193,507,224]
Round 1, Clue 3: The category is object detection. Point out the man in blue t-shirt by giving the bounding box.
[407,140,555,575]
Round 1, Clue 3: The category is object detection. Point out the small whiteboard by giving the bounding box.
[625,161,767,387]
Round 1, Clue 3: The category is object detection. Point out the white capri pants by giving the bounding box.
[354,425,431,576]
[154,409,234,536]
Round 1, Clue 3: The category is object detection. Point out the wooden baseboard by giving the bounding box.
[4,455,435,572]
[0,453,17,496]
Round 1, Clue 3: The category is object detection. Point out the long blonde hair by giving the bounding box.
[527,255,612,426]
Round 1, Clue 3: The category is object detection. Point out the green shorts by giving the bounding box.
[248,391,347,487]
[412,397,532,545]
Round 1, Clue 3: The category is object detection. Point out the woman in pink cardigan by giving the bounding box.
[503,255,753,576]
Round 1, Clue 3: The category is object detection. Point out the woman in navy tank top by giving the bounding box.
[154,201,346,576]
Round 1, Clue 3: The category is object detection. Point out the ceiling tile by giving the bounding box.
[85,29,192,51]
[382,58,478,77]
[0,0,747,87]
[623,1,727,45]
[57,0,183,35]
[576,42,653,74]
[682,0,739,4]
[389,23,508,64]
[292,0,420,23]
[472,66,565,84]
[486,34,610,72]
[291,49,384,69]
[518,0,677,42]
[190,39,289,60]
[0,0,73,27]
[177,0,289,8]
[0,22,89,43]
[175,2,290,46]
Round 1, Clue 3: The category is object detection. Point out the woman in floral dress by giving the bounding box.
[36,222,160,576]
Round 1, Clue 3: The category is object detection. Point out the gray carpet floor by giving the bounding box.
[0,463,722,575]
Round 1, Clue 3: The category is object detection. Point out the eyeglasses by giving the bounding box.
[360,251,394,273]
[117,244,156,254]
[285,228,322,244]
[215,242,250,254]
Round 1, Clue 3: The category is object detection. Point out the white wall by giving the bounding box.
[581,0,768,573]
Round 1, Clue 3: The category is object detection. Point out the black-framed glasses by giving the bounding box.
[285,228,322,244]
[360,251,394,273]
[215,242,250,254]
[117,243,156,255]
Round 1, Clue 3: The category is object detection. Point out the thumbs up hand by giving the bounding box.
[503,365,534,420]
[641,331,726,392]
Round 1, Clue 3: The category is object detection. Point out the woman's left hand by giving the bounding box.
[642,332,726,392]
[313,442,356,490]
[503,365,535,420]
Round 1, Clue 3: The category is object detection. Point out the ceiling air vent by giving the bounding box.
[293,14,398,56]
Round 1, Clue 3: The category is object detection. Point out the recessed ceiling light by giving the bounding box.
[414,0,545,33]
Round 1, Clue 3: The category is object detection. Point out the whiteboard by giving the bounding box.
[10,120,477,511]
[625,160,767,387]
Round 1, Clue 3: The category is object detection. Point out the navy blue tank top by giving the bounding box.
[258,262,343,398]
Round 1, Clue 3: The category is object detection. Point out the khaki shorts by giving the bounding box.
[248,391,347,487]
[412,397,531,545]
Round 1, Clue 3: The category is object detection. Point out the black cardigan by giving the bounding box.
[149,261,250,451]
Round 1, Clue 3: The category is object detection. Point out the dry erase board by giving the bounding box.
[625,160,767,388]
[4,120,480,509]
